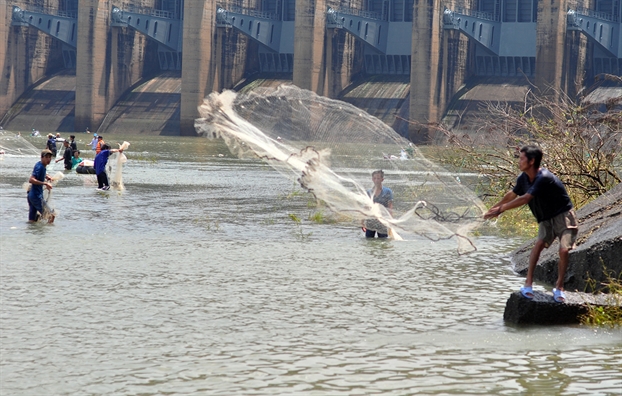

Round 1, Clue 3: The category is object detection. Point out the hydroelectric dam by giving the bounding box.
[1,0,621,141]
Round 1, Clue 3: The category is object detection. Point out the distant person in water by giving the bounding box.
[55,133,65,151]
[95,135,105,155]
[94,144,123,190]
[68,135,77,152]
[89,134,98,150]
[364,170,394,238]
[484,145,577,303]
[71,150,83,169]
[28,149,55,223]
[46,134,57,157]
[55,140,73,170]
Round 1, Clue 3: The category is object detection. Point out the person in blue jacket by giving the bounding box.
[46,134,57,158]
[28,149,55,223]
[484,145,577,303]
[94,144,123,190]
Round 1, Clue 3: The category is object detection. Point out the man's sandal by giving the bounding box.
[520,286,534,299]
[553,288,566,303]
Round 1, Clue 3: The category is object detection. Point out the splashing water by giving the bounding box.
[195,85,486,253]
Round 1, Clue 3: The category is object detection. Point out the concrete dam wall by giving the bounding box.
[1,0,620,139]
[0,72,412,137]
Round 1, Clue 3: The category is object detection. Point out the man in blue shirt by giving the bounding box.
[364,170,394,238]
[94,144,123,190]
[484,145,578,303]
[28,149,55,223]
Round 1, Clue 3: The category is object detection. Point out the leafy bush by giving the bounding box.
[580,268,622,327]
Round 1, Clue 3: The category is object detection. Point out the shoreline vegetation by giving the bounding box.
[581,268,622,327]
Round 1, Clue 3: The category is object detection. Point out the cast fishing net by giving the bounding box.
[41,172,64,221]
[107,141,130,190]
[0,131,40,157]
[22,171,64,221]
[195,85,486,253]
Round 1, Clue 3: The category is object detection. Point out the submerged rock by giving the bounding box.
[510,182,622,292]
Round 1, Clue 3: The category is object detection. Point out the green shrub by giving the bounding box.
[580,269,622,327]
[427,78,621,210]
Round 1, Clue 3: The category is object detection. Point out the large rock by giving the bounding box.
[503,290,618,325]
[510,183,622,292]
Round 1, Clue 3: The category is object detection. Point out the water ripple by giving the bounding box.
[1,137,621,395]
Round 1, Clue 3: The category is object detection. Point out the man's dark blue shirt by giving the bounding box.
[512,168,573,223]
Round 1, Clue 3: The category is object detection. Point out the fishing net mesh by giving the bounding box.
[196,85,486,253]
[108,141,130,190]
[41,172,64,221]
[0,131,41,157]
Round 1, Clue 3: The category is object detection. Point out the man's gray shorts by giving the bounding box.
[538,210,578,249]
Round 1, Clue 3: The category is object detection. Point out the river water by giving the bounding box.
[1,134,621,395]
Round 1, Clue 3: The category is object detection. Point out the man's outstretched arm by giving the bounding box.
[484,193,532,219]
[484,190,516,219]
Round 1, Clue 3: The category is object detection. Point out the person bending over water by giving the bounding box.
[484,145,577,303]
[364,170,394,238]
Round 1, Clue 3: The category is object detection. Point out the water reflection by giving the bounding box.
[0,134,620,394]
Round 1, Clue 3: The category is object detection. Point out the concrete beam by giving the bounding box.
[11,7,78,48]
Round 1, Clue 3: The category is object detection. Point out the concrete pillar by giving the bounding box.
[563,30,589,97]
[1,3,54,123]
[180,0,216,136]
[75,0,111,132]
[213,28,224,94]
[323,30,357,98]
[0,4,9,117]
[110,27,119,102]
[535,0,568,99]
[409,0,442,143]
[293,0,326,94]
[323,29,335,97]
